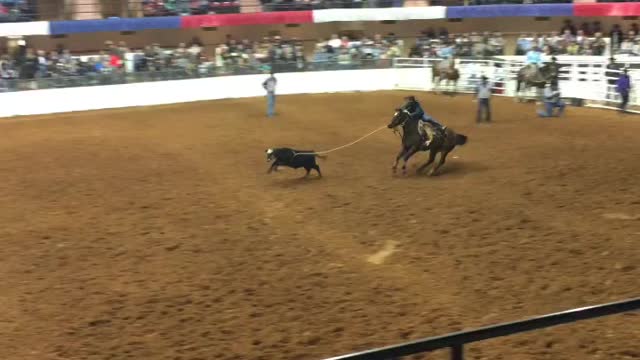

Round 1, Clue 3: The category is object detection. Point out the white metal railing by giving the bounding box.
[393,56,639,111]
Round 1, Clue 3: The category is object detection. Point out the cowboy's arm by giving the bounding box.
[414,103,425,118]
[400,102,421,118]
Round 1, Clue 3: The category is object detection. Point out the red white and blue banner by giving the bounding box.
[312,7,445,23]
[7,3,640,37]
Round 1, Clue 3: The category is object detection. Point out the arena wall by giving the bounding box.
[0,68,416,117]
[2,53,636,117]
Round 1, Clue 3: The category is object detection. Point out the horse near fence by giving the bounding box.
[432,57,460,95]
[392,56,640,111]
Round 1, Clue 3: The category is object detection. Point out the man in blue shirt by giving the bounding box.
[526,46,543,69]
[401,96,446,147]
[616,68,631,112]
[538,81,565,118]
[517,36,532,55]
[438,46,454,59]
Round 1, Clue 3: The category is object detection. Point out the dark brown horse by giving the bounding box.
[388,109,467,176]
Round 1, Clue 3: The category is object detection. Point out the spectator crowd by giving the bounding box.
[409,28,505,58]
[2,21,640,91]
[0,35,306,90]
[0,0,35,22]
[311,33,404,65]
[143,0,240,16]
[515,20,609,56]
[514,20,640,57]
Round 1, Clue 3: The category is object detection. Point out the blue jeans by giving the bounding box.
[477,98,491,122]
[538,101,565,118]
[422,115,444,129]
[620,91,629,110]
[267,91,275,117]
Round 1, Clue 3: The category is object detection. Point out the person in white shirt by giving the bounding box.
[262,71,277,118]
[474,75,492,123]
[327,34,342,50]
[538,81,565,118]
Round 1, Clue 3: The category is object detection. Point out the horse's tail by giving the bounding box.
[455,134,468,146]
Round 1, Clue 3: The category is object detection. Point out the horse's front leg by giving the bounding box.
[392,146,406,174]
[401,146,419,176]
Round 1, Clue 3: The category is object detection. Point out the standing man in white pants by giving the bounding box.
[263,71,277,118]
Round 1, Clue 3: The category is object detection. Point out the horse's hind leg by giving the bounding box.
[417,149,437,174]
[429,150,449,176]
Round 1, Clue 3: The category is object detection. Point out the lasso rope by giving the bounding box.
[294,125,388,157]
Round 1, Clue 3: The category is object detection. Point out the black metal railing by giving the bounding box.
[0,58,393,92]
[325,297,640,360]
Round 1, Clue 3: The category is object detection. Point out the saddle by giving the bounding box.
[418,120,445,144]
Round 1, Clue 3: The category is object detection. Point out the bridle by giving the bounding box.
[390,109,412,137]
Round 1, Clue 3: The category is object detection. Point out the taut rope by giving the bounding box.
[294,125,388,157]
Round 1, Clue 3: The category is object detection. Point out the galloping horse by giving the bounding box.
[432,58,460,94]
[388,109,468,176]
[515,62,560,102]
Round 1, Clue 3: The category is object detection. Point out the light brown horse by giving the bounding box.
[432,58,460,94]
[516,62,560,102]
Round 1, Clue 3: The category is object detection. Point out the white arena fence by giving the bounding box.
[0,56,639,117]
[393,56,640,112]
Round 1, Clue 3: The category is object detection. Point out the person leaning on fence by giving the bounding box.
[616,68,631,113]
[474,75,492,123]
[538,81,565,118]
[606,57,621,101]
[263,70,277,118]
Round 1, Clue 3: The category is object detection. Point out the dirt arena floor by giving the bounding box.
[0,92,638,360]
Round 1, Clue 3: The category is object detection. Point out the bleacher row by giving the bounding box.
[2,2,640,37]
